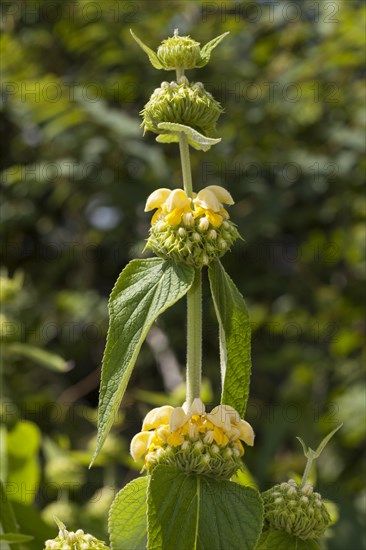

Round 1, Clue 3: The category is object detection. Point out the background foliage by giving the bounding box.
[1,0,365,548]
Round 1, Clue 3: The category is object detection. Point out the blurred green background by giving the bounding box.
[1,0,365,548]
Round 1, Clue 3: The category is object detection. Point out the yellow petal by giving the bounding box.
[170,407,189,431]
[205,185,234,205]
[165,207,184,226]
[167,431,185,447]
[194,189,221,212]
[234,439,245,456]
[238,419,255,446]
[190,398,205,416]
[145,188,172,212]
[166,189,190,211]
[205,210,223,228]
[212,426,229,446]
[151,208,162,225]
[142,405,174,430]
[130,431,153,461]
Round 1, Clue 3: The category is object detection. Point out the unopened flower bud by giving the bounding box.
[198,217,210,231]
[262,480,331,540]
[141,80,223,138]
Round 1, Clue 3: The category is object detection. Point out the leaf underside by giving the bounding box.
[157,122,221,151]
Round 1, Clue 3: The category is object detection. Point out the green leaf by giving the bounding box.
[91,258,194,465]
[0,534,34,544]
[256,529,321,550]
[296,423,343,459]
[109,476,148,550]
[208,260,252,417]
[147,465,263,550]
[157,122,221,151]
[4,343,70,372]
[130,30,164,69]
[196,32,230,67]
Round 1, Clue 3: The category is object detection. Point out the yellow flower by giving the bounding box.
[130,431,153,461]
[193,185,234,228]
[130,398,254,475]
[145,188,192,225]
[142,405,174,430]
[145,185,235,229]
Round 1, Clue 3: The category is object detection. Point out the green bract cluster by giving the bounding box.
[146,438,242,479]
[44,525,109,550]
[262,479,331,540]
[130,29,230,71]
[141,79,223,137]
[157,34,201,69]
[147,218,240,268]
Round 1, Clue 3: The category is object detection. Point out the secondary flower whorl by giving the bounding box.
[130,399,254,479]
[144,186,240,267]
[141,79,223,137]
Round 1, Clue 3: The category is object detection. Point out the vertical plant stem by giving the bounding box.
[178,134,193,197]
[176,86,202,405]
[186,269,202,406]
[300,456,313,488]
[176,66,184,80]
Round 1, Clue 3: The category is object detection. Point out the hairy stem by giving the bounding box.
[186,269,202,406]
[175,76,202,404]
[300,456,313,488]
[178,134,193,197]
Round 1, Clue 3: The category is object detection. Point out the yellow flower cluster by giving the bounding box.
[130,399,254,478]
[144,186,240,267]
[145,185,234,228]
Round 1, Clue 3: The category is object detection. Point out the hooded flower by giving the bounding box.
[145,185,234,228]
[130,399,254,478]
[144,186,240,267]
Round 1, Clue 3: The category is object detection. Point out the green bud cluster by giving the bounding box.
[261,479,331,540]
[44,525,109,550]
[146,217,240,268]
[146,439,242,479]
[157,34,201,70]
[141,79,223,138]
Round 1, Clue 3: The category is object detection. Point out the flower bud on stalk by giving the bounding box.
[261,480,331,539]
[157,31,201,69]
